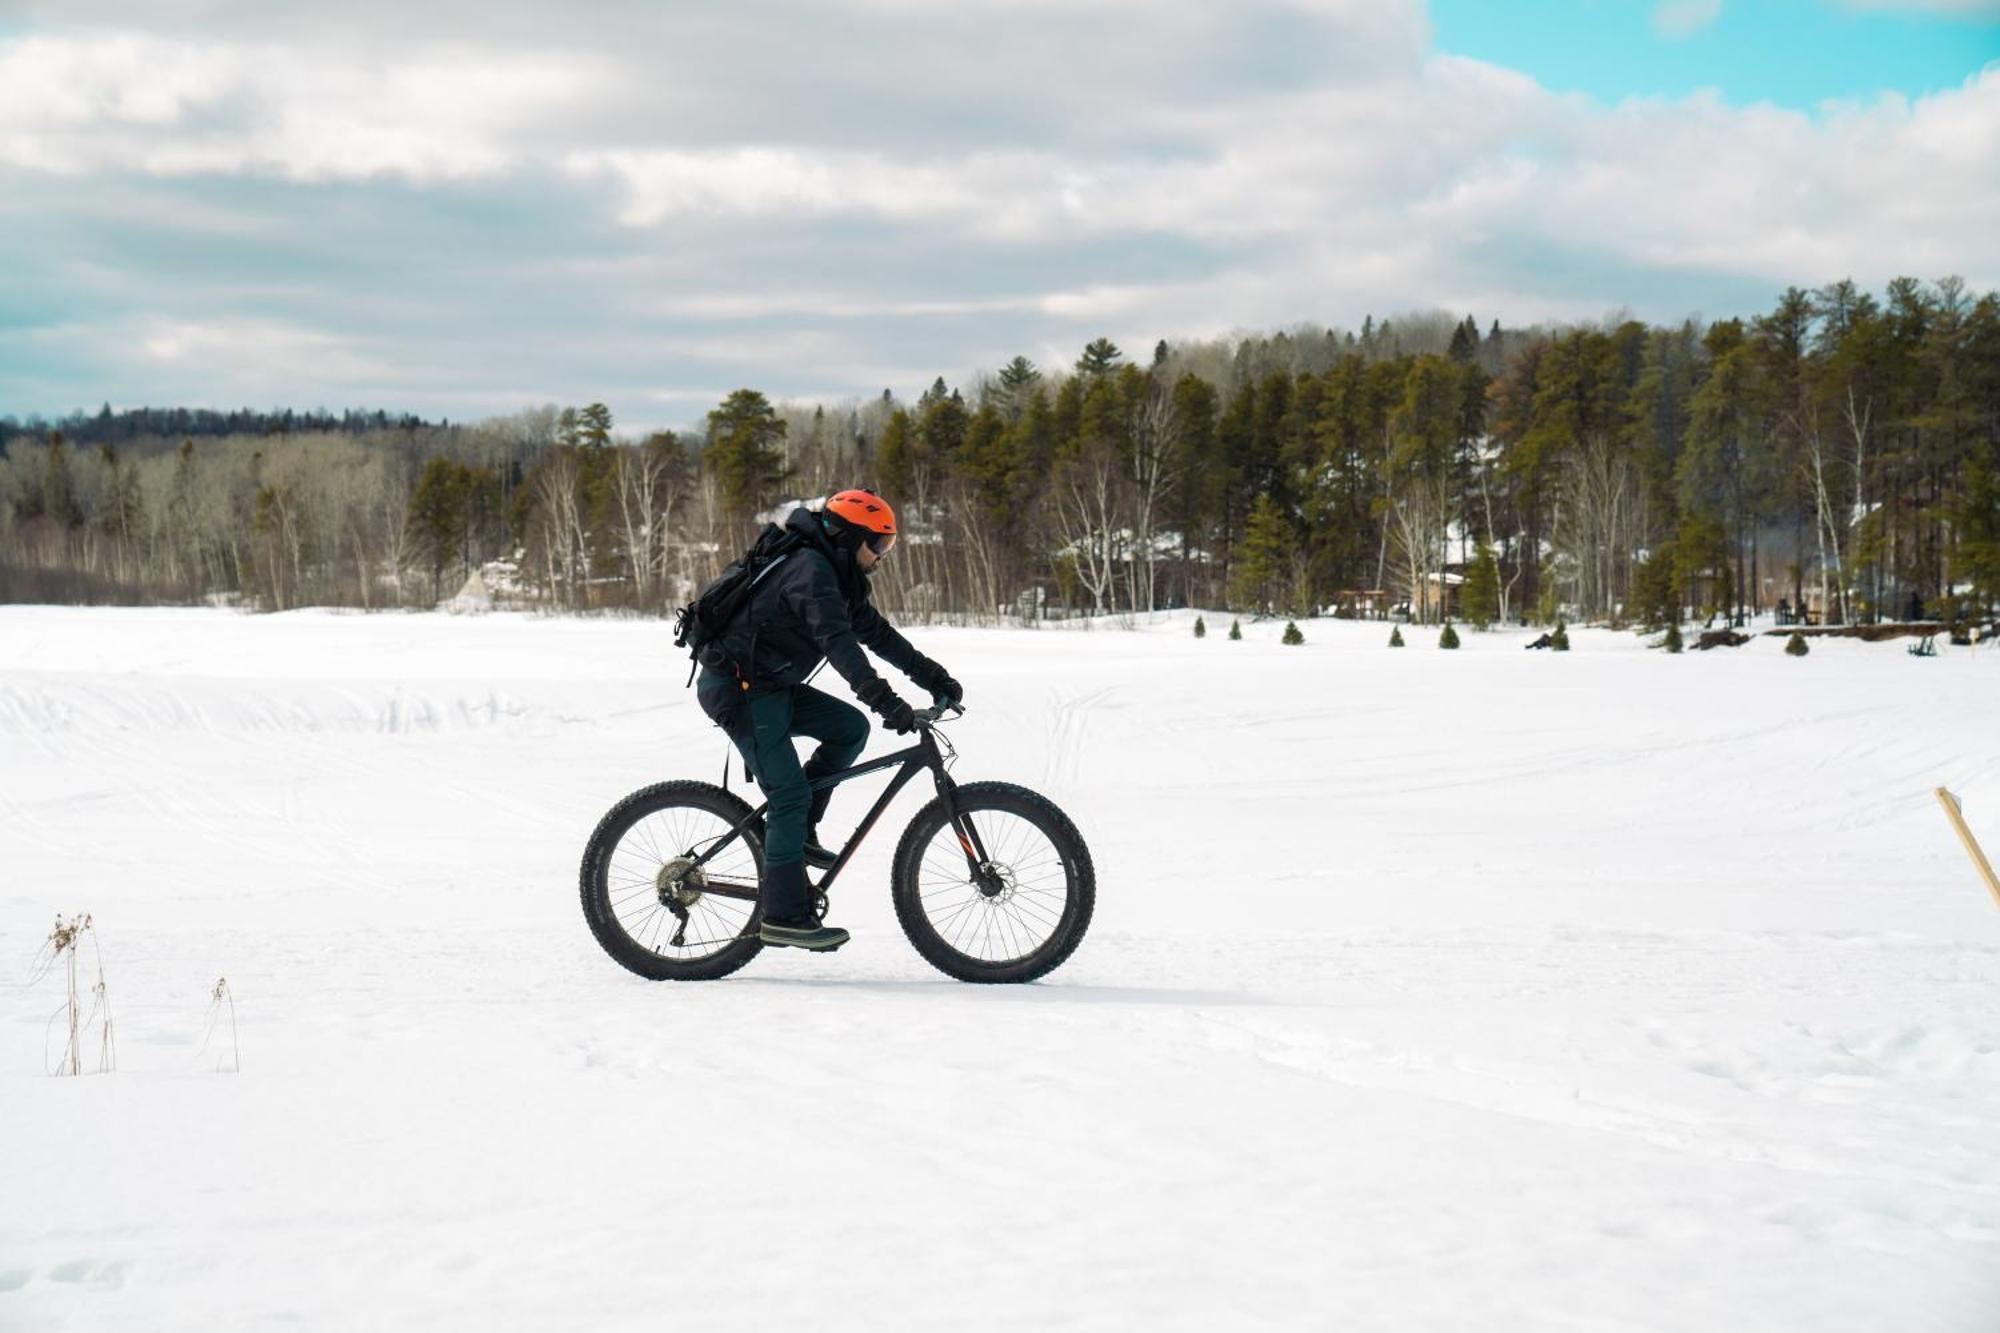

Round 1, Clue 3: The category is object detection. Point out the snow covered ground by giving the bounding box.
[2,605,1996,1331]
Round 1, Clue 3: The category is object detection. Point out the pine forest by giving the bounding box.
[3,277,1997,629]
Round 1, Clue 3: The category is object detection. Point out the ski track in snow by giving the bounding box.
[0,606,1997,1331]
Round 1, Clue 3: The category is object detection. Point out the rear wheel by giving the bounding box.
[890,781,1094,984]
[580,780,765,981]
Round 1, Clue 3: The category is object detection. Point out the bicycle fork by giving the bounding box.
[931,765,1002,894]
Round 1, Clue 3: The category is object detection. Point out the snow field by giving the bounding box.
[1,606,1997,1330]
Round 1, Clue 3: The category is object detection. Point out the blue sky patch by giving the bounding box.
[1430,0,1999,108]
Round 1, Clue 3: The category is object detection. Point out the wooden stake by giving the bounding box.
[1935,788,2000,911]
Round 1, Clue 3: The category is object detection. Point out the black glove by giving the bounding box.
[915,661,964,707]
[857,678,917,734]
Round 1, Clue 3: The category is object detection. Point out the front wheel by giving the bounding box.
[890,781,1094,984]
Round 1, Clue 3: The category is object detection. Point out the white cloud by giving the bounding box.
[1,3,1996,419]
[565,148,1014,228]
[0,32,595,180]
[1653,0,1724,38]
[577,55,2000,302]
[133,316,407,384]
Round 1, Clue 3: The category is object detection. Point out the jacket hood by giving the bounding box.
[783,503,833,552]
[784,504,864,599]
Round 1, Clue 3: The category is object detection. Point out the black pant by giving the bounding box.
[706,676,869,868]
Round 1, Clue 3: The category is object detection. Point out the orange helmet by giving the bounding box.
[823,489,897,554]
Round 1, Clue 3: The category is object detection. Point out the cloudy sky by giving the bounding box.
[2,0,1996,431]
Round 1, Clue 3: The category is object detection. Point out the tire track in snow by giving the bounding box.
[1042,685,1116,789]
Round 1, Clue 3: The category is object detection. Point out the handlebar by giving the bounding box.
[911,700,965,729]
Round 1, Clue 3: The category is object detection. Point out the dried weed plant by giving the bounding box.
[196,976,241,1074]
[29,914,115,1075]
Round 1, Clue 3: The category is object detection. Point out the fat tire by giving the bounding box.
[580,780,766,981]
[890,781,1094,984]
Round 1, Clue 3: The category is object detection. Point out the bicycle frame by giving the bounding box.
[683,717,993,904]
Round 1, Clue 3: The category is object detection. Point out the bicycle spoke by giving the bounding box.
[907,802,1078,964]
[928,894,982,936]
[598,801,770,963]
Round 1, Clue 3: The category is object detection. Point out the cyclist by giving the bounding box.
[694,489,963,952]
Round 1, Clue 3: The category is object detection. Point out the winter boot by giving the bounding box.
[802,828,838,871]
[759,917,850,951]
[757,861,849,952]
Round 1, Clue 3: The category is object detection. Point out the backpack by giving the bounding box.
[672,524,805,683]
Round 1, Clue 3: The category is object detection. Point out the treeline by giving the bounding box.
[0,405,445,452]
[2,278,1996,624]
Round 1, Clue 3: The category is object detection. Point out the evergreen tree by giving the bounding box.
[409,457,471,601]
[1228,619,1242,640]
[1550,620,1571,651]
[1439,621,1460,649]
[577,403,613,449]
[876,408,916,496]
[1230,493,1293,612]
[40,432,79,527]
[1678,322,1765,624]
[920,391,970,460]
[1389,625,1404,647]
[169,439,201,586]
[706,389,790,518]
[1673,514,1732,620]
[956,404,1015,526]
[1447,317,1476,365]
[1663,622,1683,653]
[1948,453,2000,615]
[1461,542,1500,628]
[1076,337,1122,378]
[1169,374,1220,604]
[1628,546,1680,629]
[1193,615,1207,638]
[1282,620,1304,645]
[993,356,1041,421]
[1786,630,1810,656]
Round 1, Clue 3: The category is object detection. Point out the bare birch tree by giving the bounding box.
[1128,377,1181,615]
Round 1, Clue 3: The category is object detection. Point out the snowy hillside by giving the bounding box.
[2,606,1997,1331]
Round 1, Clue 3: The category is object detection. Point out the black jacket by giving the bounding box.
[698,506,942,721]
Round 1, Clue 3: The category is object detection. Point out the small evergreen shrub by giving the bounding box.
[1193,615,1207,639]
[1785,631,1809,656]
[1282,621,1304,645]
[1228,619,1242,641]
[1550,620,1571,652]
[1664,622,1683,654]
[1388,626,1405,648]
[1439,622,1460,649]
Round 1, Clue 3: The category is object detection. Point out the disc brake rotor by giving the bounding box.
[974,860,1018,903]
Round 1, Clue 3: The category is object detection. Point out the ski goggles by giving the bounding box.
[865,531,897,557]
